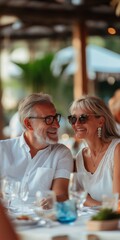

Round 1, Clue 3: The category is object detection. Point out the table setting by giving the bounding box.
[1,176,120,240]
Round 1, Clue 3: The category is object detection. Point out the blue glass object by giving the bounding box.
[56,199,77,223]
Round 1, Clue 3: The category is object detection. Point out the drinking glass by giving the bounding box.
[68,172,87,216]
[19,182,29,213]
[35,190,56,220]
[56,199,77,224]
[1,178,20,209]
[102,193,119,211]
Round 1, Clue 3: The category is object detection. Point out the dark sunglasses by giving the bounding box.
[68,114,98,125]
[29,113,61,125]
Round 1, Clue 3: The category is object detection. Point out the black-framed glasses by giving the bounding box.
[68,114,98,125]
[28,113,61,125]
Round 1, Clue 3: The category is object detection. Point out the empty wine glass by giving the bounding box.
[68,172,87,216]
[1,178,20,210]
[19,182,29,213]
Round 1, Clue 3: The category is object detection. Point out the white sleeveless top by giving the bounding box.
[76,139,120,201]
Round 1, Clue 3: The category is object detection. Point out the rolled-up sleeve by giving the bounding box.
[53,144,73,179]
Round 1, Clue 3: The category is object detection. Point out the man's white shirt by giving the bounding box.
[0,134,73,201]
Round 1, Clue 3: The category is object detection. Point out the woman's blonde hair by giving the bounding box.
[70,95,120,142]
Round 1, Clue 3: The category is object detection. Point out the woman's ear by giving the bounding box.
[24,118,33,130]
[99,116,105,126]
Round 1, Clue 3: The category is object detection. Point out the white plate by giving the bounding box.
[13,216,40,226]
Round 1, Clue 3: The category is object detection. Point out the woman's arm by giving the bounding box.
[75,179,101,207]
[113,143,120,194]
[84,193,101,207]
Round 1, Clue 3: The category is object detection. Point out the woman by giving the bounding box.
[68,95,120,206]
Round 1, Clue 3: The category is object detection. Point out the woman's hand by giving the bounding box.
[84,193,101,207]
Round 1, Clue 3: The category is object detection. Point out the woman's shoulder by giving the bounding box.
[106,139,120,160]
[111,138,120,147]
[76,147,87,162]
[113,139,120,151]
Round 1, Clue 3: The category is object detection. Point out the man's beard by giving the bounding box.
[45,136,58,144]
[34,129,58,145]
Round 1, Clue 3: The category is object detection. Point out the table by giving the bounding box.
[16,214,120,240]
[17,224,120,240]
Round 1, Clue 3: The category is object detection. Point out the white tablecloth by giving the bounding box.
[15,213,120,240]
[17,224,120,240]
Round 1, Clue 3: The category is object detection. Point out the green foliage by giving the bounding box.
[12,53,58,92]
[91,208,120,221]
[12,52,73,115]
[88,37,105,47]
[104,37,120,54]
[88,36,120,54]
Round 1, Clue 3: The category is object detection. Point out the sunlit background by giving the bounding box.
[0,0,120,155]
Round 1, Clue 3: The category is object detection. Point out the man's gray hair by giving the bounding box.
[18,92,53,128]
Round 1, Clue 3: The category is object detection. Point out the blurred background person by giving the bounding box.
[108,89,120,132]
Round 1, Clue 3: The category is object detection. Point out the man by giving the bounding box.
[0,93,73,202]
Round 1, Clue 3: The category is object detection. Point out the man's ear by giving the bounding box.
[24,118,33,130]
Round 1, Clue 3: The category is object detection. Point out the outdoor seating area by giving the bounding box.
[0,1,120,240]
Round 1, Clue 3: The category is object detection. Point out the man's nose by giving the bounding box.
[52,119,60,128]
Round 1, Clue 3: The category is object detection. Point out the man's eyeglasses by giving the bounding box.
[29,113,61,125]
[68,114,98,125]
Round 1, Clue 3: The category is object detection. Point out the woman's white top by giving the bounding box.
[76,139,120,201]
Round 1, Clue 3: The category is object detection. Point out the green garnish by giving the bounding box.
[91,208,120,221]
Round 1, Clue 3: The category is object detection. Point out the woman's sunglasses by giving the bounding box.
[68,114,98,125]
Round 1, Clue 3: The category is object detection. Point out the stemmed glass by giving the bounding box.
[19,182,29,213]
[68,172,87,216]
[0,178,20,210]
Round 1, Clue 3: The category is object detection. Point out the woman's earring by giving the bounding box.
[98,127,102,138]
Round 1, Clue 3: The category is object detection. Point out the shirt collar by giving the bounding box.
[19,132,30,152]
[19,132,53,152]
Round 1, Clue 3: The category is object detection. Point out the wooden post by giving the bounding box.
[72,22,88,99]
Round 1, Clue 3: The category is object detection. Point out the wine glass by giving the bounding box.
[68,172,87,216]
[19,182,29,213]
[1,178,20,210]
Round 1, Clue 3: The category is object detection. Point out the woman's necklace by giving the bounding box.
[90,145,103,168]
